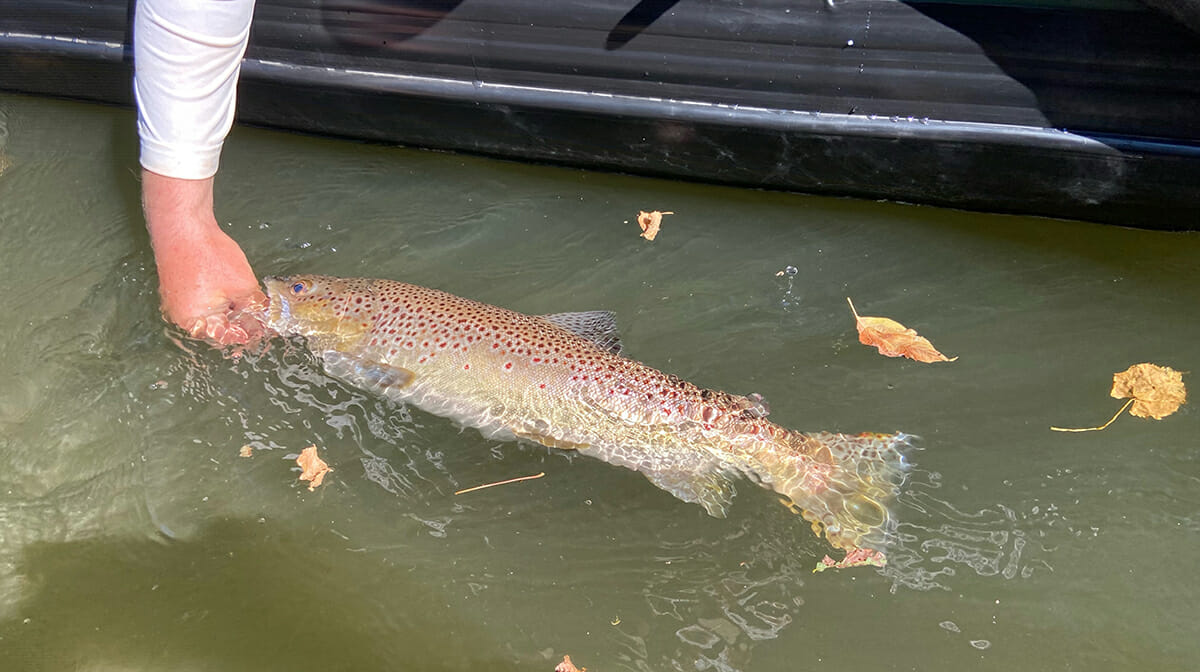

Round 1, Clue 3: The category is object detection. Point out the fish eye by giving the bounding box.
[291,281,308,294]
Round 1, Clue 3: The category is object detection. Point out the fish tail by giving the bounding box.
[761,430,913,552]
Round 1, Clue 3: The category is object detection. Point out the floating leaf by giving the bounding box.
[239,444,254,458]
[847,297,957,363]
[636,210,672,241]
[1051,363,1185,431]
[1111,363,1186,419]
[296,445,332,491]
[555,655,584,672]
[813,547,887,573]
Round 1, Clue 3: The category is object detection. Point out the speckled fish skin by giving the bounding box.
[264,274,911,552]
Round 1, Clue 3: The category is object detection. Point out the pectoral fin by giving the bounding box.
[321,350,415,400]
[513,430,589,451]
[642,465,737,518]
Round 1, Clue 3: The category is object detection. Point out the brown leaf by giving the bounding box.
[239,445,254,458]
[1052,363,1186,432]
[296,445,332,491]
[636,210,672,241]
[1111,363,1186,420]
[555,655,584,672]
[847,298,957,363]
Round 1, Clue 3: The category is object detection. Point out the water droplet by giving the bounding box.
[299,241,311,249]
[846,39,855,47]
[939,621,960,633]
[970,640,991,650]
[784,265,798,276]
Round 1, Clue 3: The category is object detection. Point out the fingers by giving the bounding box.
[185,311,255,346]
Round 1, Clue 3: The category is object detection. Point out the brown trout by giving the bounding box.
[264,275,910,553]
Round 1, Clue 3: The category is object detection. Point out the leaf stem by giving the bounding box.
[1051,398,1134,432]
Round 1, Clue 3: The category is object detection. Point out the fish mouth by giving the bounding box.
[261,276,291,332]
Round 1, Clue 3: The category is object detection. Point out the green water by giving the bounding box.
[0,93,1196,671]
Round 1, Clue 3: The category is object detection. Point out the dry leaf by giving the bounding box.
[555,655,584,672]
[847,297,956,363]
[636,210,672,241]
[296,445,332,491]
[239,445,254,458]
[1111,363,1186,419]
[1051,363,1186,432]
[813,547,887,573]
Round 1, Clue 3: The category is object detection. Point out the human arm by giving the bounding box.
[134,0,263,344]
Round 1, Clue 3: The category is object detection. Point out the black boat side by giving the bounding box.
[2,0,1198,228]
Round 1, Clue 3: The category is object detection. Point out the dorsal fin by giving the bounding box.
[540,311,623,355]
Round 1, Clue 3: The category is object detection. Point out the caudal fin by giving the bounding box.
[763,431,913,552]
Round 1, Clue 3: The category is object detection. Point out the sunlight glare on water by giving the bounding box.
[0,93,1197,671]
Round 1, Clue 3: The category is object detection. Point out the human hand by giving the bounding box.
[158,226,266,346]
[142,170,266,347]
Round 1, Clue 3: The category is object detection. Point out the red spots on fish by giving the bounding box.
[464,364,470,370]
[539,383,546,389]
[504,362,513,370]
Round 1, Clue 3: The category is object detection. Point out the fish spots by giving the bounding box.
[504,362,514,371]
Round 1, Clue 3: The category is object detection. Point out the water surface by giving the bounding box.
[0,93,1196,671]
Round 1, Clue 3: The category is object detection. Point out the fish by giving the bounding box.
[263,274,911,554]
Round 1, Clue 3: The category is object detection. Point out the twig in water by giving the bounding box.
[454,472,545,495]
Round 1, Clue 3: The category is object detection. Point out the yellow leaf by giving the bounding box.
[1111,363,1186,419]
[847,298,956,363]
[1051,363,1185,432]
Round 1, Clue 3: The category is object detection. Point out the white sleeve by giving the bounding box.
[133,0,256,180]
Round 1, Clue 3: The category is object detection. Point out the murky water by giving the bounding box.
[0,93,1196,671]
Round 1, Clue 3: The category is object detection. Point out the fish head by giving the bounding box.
[263,274,374,350]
